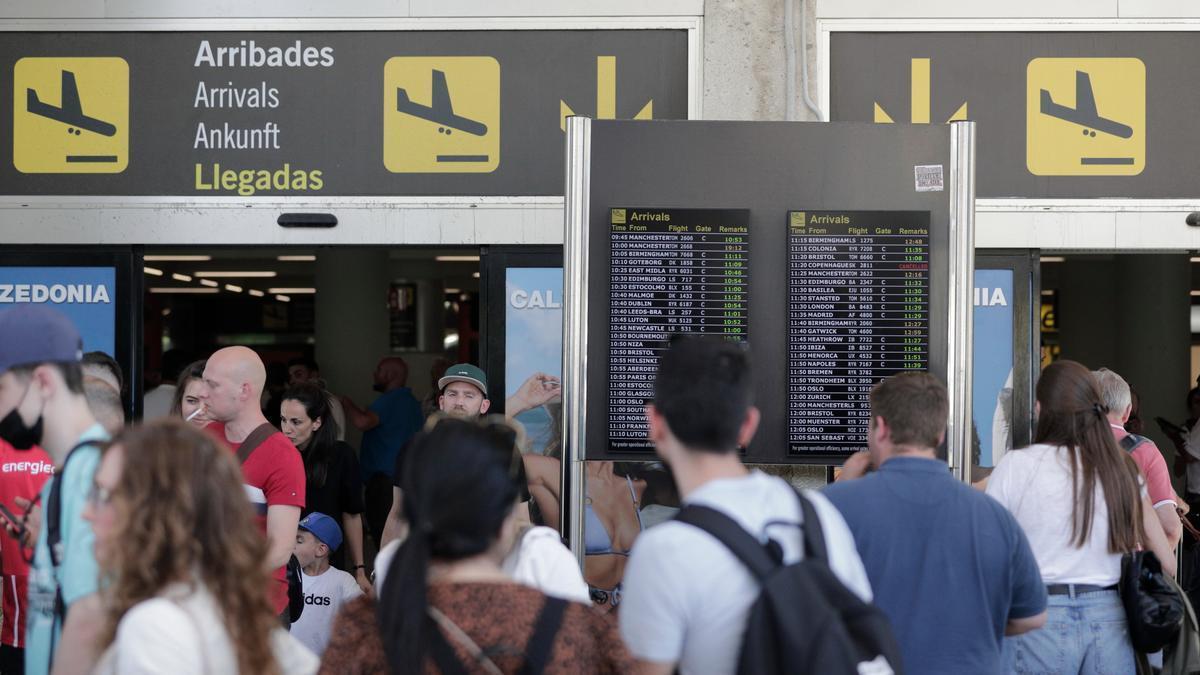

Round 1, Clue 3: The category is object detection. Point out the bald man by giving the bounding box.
[341,356,423,548]
[201,346,305,624]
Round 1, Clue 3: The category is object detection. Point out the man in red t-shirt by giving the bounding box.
[0,440,53,674]
[201,346,304,623]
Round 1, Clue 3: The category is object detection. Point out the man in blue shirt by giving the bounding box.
[341,356,423,547]
[0,306,109,675]
[823,372,1047,675]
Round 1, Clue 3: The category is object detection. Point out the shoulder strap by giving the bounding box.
[674,505,778,581]
[47,440,95,568]
[794,488,828,565]
[426,618,471,675]
[236,423,278,465]
[46,439,97,666]
[1120,433,1149,454]
[521,597,567,675]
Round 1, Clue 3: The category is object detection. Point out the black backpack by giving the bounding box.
[675,489,904,675]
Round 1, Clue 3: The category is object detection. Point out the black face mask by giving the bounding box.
[0,408,43,450]
[0,383,44,450]
[372,382,385,393]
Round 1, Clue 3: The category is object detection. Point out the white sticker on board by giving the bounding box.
[914,165,944,192]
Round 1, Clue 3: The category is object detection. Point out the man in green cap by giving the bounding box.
[380,363,490,547]
[436,363,491,418]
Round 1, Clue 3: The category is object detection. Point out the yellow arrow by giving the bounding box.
[874,58,967,124]
[561,56,653,131]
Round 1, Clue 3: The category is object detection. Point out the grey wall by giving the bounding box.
[702,0,821,122]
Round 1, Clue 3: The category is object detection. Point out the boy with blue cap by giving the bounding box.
[291,512,363,655]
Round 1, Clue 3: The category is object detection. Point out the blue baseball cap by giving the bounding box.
[298,512,343,552]
[0,306,83,374]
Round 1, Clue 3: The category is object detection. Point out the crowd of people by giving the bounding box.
[0,303,1194,674]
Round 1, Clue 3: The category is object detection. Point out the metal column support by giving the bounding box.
[562,116,592,567]
[947,120,977,484]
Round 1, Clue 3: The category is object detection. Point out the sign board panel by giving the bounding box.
[0,31,688,196]
[830,32,1200,198]
[581,121,959,465]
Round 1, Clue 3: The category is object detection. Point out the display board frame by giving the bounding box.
[562,118,976,556]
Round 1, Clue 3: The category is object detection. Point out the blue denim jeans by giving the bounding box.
[1007,589,1134,675]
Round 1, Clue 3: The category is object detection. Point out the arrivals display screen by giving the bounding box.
[600,206,934,458]
[607,207,750,451]
[786,211,930,454]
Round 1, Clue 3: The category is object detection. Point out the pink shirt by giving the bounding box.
[1112,424,1177,509]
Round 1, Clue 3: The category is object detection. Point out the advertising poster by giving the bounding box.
[973,269,1015,468]
[0,266,116,356]
[505,266,679,611]
[504,267,564,455]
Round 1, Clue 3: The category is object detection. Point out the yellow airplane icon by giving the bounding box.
[383,57,499,173]
[1026,58,1145,176]
[13,57,129,173]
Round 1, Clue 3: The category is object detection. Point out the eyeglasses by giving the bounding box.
[87,483,116,509]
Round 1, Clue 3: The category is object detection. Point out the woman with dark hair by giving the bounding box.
[319,418,630,674]
[85,420,316,674]
[986,360,1175,673]
[281,382,370,591]
[168,359,210,427]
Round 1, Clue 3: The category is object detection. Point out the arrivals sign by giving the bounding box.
[829,32,1200,198]
[0,31,688,196]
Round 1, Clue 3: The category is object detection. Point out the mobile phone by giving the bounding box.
[1156,416,1187,436]
[0,504,19,531]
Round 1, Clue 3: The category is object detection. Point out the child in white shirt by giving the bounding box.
[290,512,364,656]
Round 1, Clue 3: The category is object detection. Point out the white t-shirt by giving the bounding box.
[501,525,591,604]
[290,566,364,656]
[92,583,317,675]
[618,471,873,675]
[375,526,591,604]
[986,443,1129,586]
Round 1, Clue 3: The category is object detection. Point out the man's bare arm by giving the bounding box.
[1155,503,1182,550]
[339,396,380,432]
[265,504,302,570]
[380,486,408,549]
[1005,611,1047,636]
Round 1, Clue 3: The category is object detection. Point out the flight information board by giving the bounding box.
[607,207,750,451]
[787,210,931,454]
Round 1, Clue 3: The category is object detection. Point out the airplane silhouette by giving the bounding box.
[1039,70,1133,139]
[27,70,117,137]
[396,69,488,137]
